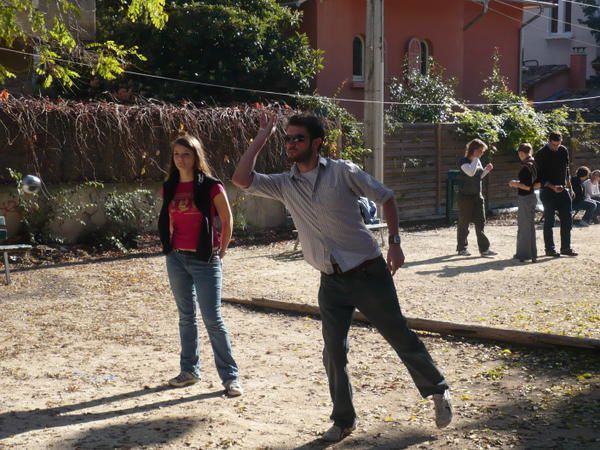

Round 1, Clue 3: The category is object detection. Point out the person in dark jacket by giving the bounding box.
[571,166,597,227]
[508,143,537,262]
[535,131,577,257]
[158,134,242,396]
[456,138,495,256]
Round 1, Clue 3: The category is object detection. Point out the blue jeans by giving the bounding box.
[166,251,239,384]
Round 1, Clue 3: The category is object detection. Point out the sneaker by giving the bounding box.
[577,220,590,227]
[545,250,561,258]
[457,249,471,256]
[321,422,357,442]
[432,390,453,429]
[560,248,578,256]
[480,249,497,256]
[168,371,199,388]
[224,378,243,397]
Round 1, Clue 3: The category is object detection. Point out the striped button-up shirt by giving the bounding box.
[244,156,394,274]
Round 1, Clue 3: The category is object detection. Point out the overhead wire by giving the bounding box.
[496,0,600,36]
[1,6,600,110]
[488,3,600,49]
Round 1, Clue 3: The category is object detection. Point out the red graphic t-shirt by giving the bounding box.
[168,182,224,251]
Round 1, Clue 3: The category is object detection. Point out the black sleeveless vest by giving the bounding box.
[158,170,223,261]
[457,157,483,196]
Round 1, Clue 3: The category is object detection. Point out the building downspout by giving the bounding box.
[464,0,489,31]
[519,5,543,94]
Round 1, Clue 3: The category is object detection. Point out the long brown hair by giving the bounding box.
[465,138,487,158]
[166,134,214,180]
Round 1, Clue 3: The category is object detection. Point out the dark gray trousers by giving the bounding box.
[516,194,537,260]
[457,193,490,252]
[318,256,448,428]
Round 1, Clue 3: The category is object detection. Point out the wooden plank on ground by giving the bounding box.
[223,297,600,351]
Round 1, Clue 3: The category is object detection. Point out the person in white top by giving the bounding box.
[583,169,600,198]
[456,138,495,256]
[583,169,600,223]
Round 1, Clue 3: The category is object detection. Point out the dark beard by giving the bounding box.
[287,147,314,164]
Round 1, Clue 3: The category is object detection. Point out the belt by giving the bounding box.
[330,256,381,275]
[173,248,220,256]
[173,249,197,256]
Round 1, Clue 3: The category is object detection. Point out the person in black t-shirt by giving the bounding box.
[535,131,578,257]
[508,143,537,262]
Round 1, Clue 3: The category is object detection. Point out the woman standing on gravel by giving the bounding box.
[509,143,537,263]
[456,139,495,256]
[158,134,242,396]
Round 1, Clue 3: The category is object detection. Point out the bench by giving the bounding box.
[0,216,32,285]
[293,222,388,251]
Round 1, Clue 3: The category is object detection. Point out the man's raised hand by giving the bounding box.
[258,111,277,139]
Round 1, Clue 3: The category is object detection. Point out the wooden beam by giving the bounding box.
[223,297,600,351]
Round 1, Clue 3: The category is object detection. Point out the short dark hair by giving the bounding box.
[576,166,590,178]
[517,143,533,154]
[549,131,562,142]
[287,114,325,141]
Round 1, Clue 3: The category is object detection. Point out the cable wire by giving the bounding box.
[1,43,599,108]
[497,0,600,36]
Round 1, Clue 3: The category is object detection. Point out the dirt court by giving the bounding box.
[1,222,599,449]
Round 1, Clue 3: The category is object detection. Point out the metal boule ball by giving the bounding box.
[22,174,42,194]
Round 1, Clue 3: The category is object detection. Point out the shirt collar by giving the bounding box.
[289,156,328,179]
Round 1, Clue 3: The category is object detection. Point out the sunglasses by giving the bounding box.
[284,134,307,144]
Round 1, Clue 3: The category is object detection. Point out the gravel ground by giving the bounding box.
[0,222,599,449]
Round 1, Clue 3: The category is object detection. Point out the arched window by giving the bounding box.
[420,40,429,75]
[352,36,365,81]
[407,37,431,76]
[407,37,421,74]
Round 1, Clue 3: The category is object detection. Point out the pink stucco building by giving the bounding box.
[293,0,540,118]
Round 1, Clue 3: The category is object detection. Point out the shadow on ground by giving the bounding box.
[69,417,200,449]
[0,385,222,441]
[414,254,553,277]
[284,347,600,449]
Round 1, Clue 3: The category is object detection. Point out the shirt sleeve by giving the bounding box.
[481,166,491,179]
[534,150,548,186]
[341,161,394,204]
[583,179,593,199]
[460,158,481,177]
[564,148,571,183]
[210,182,225,200]
[244,171,286,202]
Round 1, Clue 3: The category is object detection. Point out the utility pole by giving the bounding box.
[364,0,385,183]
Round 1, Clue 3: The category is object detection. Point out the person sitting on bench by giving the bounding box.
[571,166,597,227]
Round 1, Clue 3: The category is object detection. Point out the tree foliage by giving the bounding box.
[455,51,571,154]
[579,0,600,44]
[385,58,458,127]
[95,0,323,103]
[0,0,167,88]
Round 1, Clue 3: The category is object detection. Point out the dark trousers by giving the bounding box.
[540,188,572,252]
[456,193,490,252]
[318,256,448,428]
[572,199,597,223]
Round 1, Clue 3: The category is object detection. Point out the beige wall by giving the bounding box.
[522,2,598,80]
